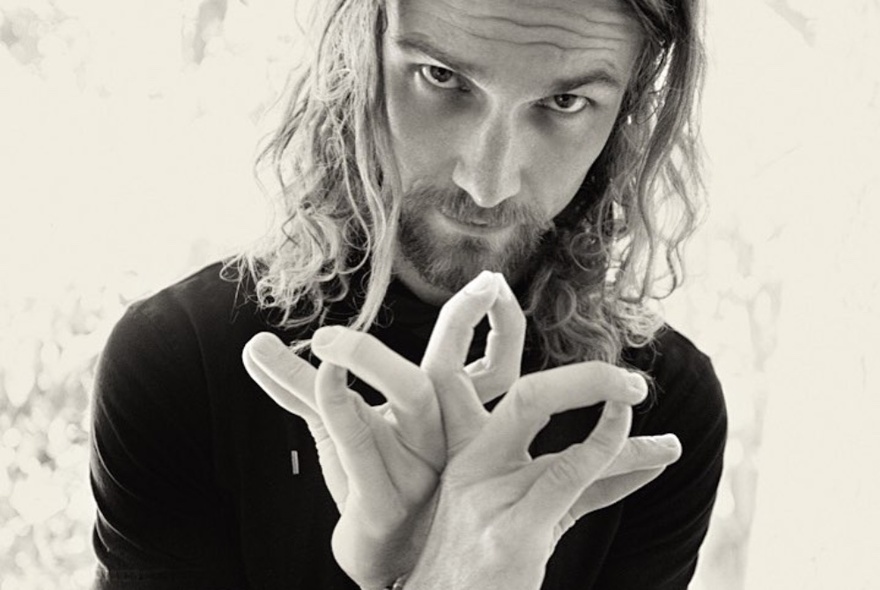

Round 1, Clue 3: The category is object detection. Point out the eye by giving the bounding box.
[419,65,464,90]
[539,93,591,114]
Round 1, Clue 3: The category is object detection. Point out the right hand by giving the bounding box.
[404,277,683,589]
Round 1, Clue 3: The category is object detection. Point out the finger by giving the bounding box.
[421,271,500,449]
[243,332,320,424]
[314,361,393,500]
[311,427,349,512]
[568,467,667,519]
[526,433,681,481]
[423,270,500,370]
[602,434,682,478]
[311,325,444,468]
[311,326,436,420]
[471,362,647,465]
[551,467,667,543]
[515,401,632,528]
[465,274,526,404]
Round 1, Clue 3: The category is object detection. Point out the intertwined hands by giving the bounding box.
[243,271,681,590]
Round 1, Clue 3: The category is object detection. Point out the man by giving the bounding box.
[90,0,726,588]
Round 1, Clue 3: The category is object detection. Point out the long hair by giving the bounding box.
[230,0,706,367]
[523,0,706,366]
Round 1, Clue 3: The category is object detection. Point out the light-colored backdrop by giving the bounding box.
[1,1,877,588]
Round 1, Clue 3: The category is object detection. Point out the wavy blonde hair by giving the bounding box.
[231,0,705,367]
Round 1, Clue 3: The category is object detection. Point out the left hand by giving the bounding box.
[242,271,523,589]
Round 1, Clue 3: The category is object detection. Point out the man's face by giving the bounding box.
[383,0,642,300]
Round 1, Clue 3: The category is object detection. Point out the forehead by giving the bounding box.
[386,0,642,87]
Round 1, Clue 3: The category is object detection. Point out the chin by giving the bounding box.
[397,203,547,295]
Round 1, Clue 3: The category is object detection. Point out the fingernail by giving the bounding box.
[464,270,497,295]
[247,332,285,358]
[312,325,343,349]
[625,372,648,399]
[657,434,681,449]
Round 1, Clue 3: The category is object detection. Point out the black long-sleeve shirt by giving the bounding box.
[90,262,726,589]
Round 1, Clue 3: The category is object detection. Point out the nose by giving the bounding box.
[452,109,522,208]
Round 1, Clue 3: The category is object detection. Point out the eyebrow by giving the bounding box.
[394,34,487,79]
[547,70,623,94]
[393,34,625,94]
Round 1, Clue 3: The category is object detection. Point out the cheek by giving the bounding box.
[528,130,609,218]
[385,69,453,184]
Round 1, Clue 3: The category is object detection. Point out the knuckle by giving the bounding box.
[508,375,546,419]
[280,358,315,390]
[335,417,373,449]
[613,439,637,464]
[587,425,628,459]
[547,454,586,487]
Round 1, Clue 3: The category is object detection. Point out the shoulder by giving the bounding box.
[106,260,271,366]
[625,325,720,396]
[625,325,726,435]
[123,260,254,340]
[96,262,247,410]
[96,260,279,420]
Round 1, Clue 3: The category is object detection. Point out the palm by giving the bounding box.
[311,405,437,510]
[244,330,448,588]
[321,404,440,585]
[243,272,523,587]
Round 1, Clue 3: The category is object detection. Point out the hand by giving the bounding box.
[402,287,683,589]
[241,271,522,589]
[244,271,681,589]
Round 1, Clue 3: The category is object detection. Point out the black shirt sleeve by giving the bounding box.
[593,329,728,589]
[90,300,247,589]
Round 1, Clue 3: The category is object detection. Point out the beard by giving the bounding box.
[397,184,554,293]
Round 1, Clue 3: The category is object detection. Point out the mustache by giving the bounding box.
[403,185,552,230]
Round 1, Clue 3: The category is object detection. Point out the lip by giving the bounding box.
[436,211,511,237]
